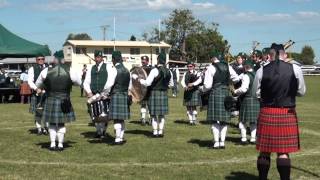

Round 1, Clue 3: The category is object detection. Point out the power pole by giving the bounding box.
[101,25,109,41]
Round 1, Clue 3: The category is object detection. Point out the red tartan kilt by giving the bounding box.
[20,82,32,95]
[256,107,300,153]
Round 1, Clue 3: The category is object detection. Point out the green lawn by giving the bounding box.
[0,76,319,180]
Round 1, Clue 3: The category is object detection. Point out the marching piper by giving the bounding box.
[133,52,173,137]
[232,59,260,145]
[201,49,240,149]
[35,50,81,151]
[181,61,202,125]
[28,55,48,135]
[83,50,111,138]
[102,51,131,145]
[253,43,306,180]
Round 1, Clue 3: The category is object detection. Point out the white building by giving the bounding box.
[63,40,171,71]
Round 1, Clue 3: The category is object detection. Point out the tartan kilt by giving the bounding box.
[239,96,260,125]
[29,94,40,115]
[109,92,130,120]
[183,89,201,107]
[148,90,168,116]
[256,107,300,153]
[207,86,231,122]
[20,82,31,95]
[42,95,75,124]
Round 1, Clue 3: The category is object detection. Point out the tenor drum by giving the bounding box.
[89,99,110,123]
[129,66,148,103]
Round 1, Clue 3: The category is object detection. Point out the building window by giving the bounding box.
[75,47,86,54]
[130,48,140,55]
[155,48,165,55]
[103,48,113,55]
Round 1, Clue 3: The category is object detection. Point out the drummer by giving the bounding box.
[83,50,111,138]
[140,56,152,125]
[182,60,202,125]
[132,52,173,137]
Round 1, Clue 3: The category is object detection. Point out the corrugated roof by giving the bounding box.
[66,40,171,48]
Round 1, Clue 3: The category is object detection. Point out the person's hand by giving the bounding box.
[198,86,204,92]
[87,93,93,98]
[36,88,42,95]
[187,83,193,88]
[132,74,138,80]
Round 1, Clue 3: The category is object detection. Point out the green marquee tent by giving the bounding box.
[0,24,51,59]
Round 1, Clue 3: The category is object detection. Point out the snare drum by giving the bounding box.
[89,99,110,123]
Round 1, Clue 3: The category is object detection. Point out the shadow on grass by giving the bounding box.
[188,138,212,148]
[199,120,211,125]
[126,129,154,138]
[225,171,258,180]
[292,165,320,178]
[80,131,115,145]
[28,128,38,135]
[35,140,76,151]
[174,120,189,125]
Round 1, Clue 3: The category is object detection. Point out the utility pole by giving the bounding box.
[100,25,109,41]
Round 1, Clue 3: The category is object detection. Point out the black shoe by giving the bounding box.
[42,128,48,135]
[152,134,158,138]
[94,133,101,138]
[158,134,164,138]
[37,130,43,135]
[241,141,248,145]
[219,146,225,149]
[112,141,123,145]
[57,147,64,151]
[49,146,56,151]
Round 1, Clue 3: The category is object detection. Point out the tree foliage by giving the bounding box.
[129,35,136,41]
[143,9,227,62]
[300,45,315,65]
[66,33,92,41]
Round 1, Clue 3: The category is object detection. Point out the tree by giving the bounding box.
[163,9,204,61]
[65,33,92,41]
[287,52,301,60]
[300,45,315,65]
[129,35,136,41]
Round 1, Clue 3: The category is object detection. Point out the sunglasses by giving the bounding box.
[187,65,193,68]
[36,58,45,60]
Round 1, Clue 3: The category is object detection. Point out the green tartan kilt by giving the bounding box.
[109,92,130,120]
[29,94,43,118]
[207,86,231,122]
[148,90,168,116]
[239,96,260,125]
[183,89,202,107]
[42,95,75,124]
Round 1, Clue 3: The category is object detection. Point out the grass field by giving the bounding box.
[0,76,319,180]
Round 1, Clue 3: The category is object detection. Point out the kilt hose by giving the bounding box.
[109,92,130,120]
[239,96,260,125]
[256,107,300,153]
[207,86,231,122]
[148,90,168,116]
[183,89,202,107]
[20,82,31,95]
[42,94,75,124]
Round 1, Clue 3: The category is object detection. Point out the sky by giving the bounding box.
[1,0,320,62]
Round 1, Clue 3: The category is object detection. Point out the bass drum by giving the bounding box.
[129,66,148,103]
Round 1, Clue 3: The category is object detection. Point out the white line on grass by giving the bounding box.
[0,149,319,167]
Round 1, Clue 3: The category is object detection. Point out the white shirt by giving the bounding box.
[20,72,29,82]
[203,60,240,92]
[28,65,46,90]
[35,66,82,88]
[181,70,202,88]
[234,70,253,96]
[174,67,180,82]
[140,65,174,87]
[83,62,111,94]
[253,63,306,99]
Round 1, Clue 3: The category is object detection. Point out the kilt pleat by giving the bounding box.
[42,96,75,124]
[148,90,168,116]
[239,96,260,125]
[207,86,230,122]
[256,107,300,153]
[20,82,31,95]
[183,89,202,106]
[109,92,130,120]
